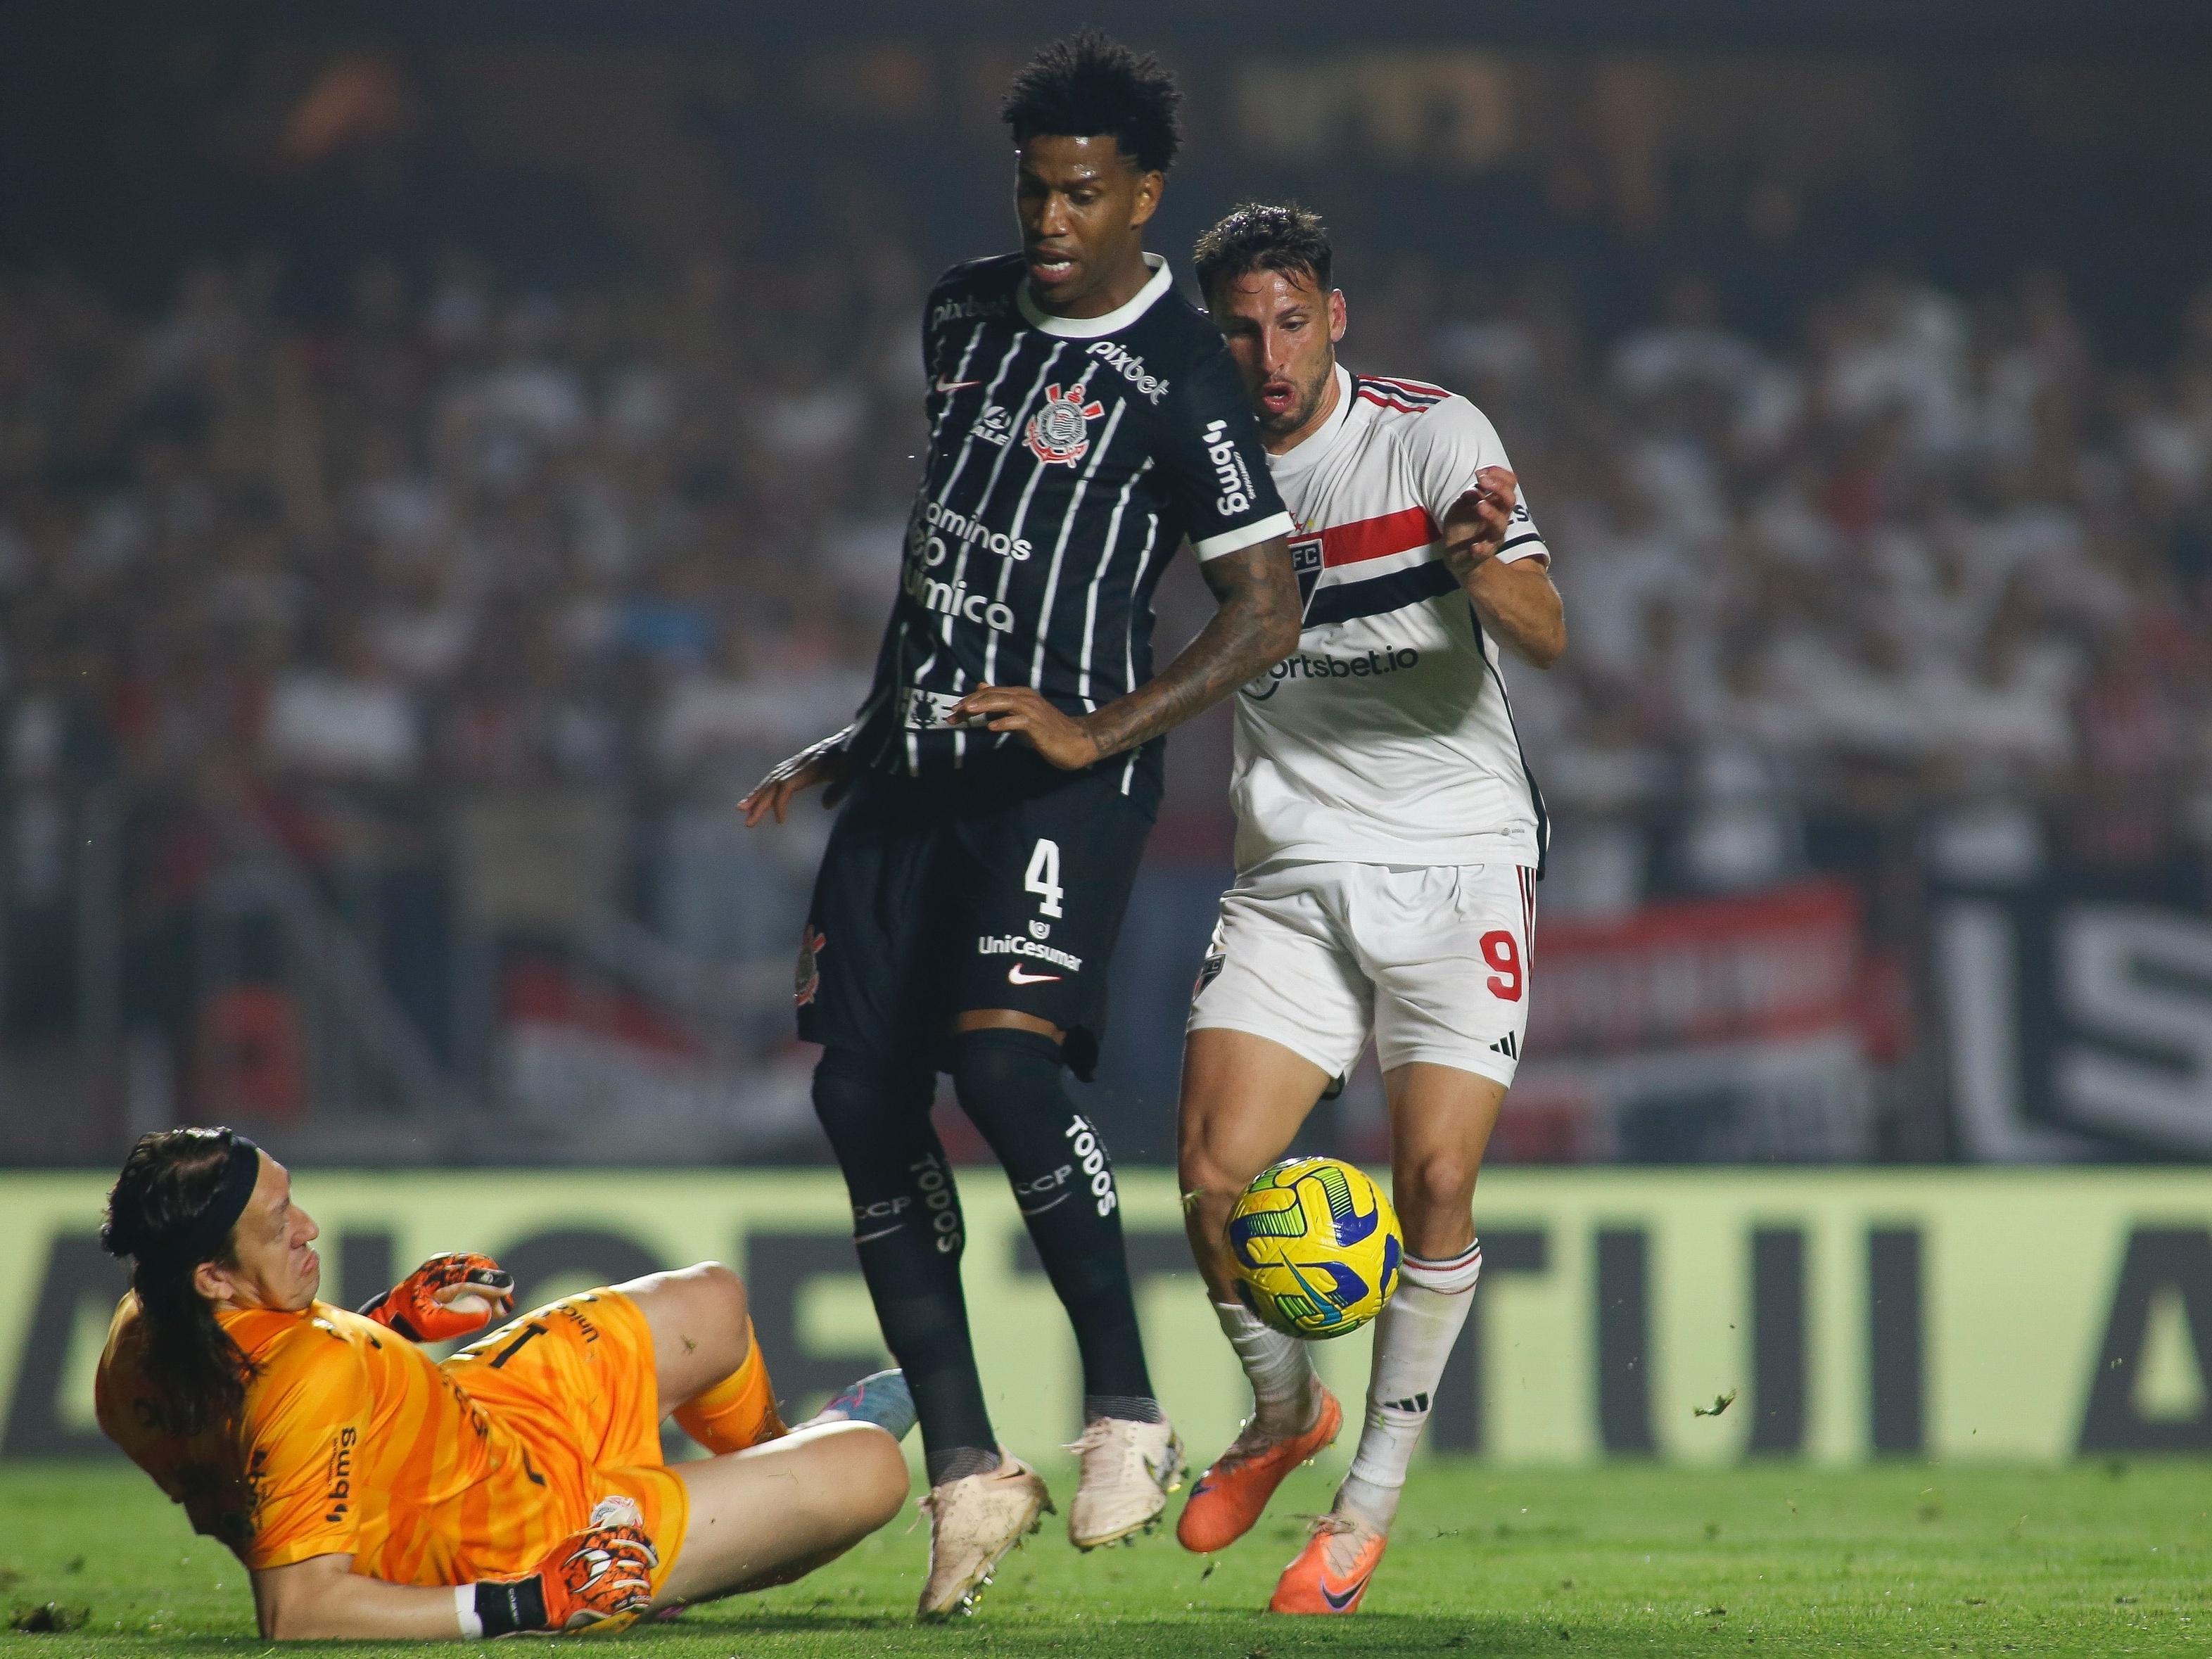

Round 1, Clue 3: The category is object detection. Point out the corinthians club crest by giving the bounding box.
[1024,381,1105,467]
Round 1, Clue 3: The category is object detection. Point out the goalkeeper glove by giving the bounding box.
[459,1499,658,1636]
[359,1252,515,1344]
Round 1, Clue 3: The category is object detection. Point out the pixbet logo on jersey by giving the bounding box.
[1025,381,1105,466]
[930,293,1008,329]
[1085,339,1169,404]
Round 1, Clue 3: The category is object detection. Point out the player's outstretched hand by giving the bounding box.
[740,739,852,827]
[471,1504,659,1636]
[358,1252,515,1344]
[1439,465,1520,582]
[535,1516,659,1633]
[948,685,1102,770]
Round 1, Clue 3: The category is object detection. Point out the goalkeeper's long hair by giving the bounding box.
[101,1128,260,1434]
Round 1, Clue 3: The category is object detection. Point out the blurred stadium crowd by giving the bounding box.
[4,228,2210,1162]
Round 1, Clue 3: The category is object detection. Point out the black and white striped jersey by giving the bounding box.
[846,252,1292,808]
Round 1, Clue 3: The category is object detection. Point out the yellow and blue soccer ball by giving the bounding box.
[1226,1157,1401,1339]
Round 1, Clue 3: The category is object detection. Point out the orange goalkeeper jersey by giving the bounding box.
[94,1292,684,1588]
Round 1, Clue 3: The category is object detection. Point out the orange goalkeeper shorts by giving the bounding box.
[443,1289,689,1594]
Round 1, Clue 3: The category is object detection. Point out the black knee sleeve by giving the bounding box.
[951,1029,1123,1221]
[811,1048,995,1473]
[813,1048,965,1267]
[951,1029,1155,1410]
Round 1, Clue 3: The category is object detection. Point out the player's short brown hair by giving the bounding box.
[1193,202,1334,305]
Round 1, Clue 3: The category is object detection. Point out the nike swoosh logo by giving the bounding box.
[1006,964,1062,985]
[935,376,982,393]
[853,1225,902,1244]
[1321,1577,1368,1611]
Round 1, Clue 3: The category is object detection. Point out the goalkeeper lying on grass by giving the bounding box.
[94,1126,913,1639]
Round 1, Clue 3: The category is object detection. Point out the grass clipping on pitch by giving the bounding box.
[0,1458,2202,1655]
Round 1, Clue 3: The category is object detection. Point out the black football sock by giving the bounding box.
[949,1028,1159,1414]
[811,1047,999,1482]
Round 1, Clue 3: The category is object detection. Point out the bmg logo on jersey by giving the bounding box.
[1201,419,1258,516]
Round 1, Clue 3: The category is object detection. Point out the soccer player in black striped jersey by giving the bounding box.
[740,33,1299,1619]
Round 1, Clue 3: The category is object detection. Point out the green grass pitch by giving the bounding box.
[4,1458,2206,1655]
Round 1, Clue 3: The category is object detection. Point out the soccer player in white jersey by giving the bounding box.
[1173,203,1565,1615]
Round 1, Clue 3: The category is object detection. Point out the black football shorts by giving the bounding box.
[794,755,1154,1079]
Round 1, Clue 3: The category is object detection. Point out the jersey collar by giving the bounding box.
[1265,364,1355,483]
[1017,253,1174,339]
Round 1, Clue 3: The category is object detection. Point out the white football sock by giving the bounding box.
[1213,1300,1319,1435]
[1335,1242,1482,1532]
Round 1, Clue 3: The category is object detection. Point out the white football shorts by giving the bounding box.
[1187,861,1537,1087]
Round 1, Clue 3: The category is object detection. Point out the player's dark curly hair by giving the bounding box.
[1193,201,1335,302]
[1001,30,1181,174]
[102,1128,260,1434]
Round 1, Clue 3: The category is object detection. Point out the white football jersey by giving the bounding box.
[1231,364,1551,871]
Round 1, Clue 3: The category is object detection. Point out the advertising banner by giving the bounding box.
[6,1169,2211,1466]
[1932,864,2212,1160]
[1504,881,1876,1162]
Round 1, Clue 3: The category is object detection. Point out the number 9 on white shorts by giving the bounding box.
[1187,862,1536,1087]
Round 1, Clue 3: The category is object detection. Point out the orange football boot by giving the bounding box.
[1175,1385,1342,1555]
[1268,1511,1388,1615]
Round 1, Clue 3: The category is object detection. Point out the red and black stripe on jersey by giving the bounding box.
[1295,504,1461,627]
[1353,373,1449,414]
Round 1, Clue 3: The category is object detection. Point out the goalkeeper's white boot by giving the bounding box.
[1067,1416,1183,1550]
[916,1453,1052,1620]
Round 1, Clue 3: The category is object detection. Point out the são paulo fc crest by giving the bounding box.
[1025,381,1105,466]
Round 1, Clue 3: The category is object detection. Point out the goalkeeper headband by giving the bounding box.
[143,1133,262,1269]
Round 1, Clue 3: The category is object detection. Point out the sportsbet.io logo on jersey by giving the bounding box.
[1025,381,1105,466]
[1243,647,1422,699]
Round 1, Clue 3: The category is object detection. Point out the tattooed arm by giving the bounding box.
[948,535,1301,770]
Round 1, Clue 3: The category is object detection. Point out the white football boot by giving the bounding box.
[915,1453,1053,1620]
[1067,1416,1185,1550]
